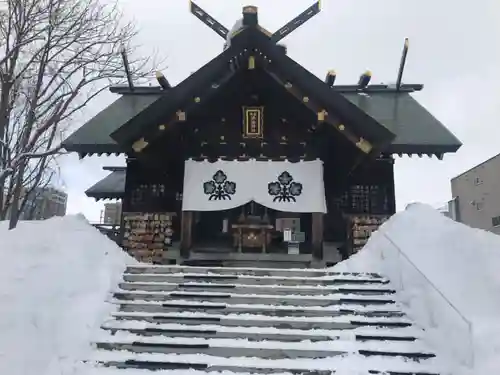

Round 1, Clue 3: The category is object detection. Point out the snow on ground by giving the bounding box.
[333,203,500,374]
[0,215,136,375]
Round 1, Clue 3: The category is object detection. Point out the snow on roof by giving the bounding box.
[333,203,500,374]
[0,216,136,375]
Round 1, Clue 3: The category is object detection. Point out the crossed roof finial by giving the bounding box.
[189,1,321,44]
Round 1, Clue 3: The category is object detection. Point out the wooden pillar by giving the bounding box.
[311,212,324,260]
[180,210,193,258]
[118,158,134,247]
[387,156,397,214]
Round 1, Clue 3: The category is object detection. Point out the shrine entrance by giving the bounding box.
[191,202,312,254]
[182,159,325,256]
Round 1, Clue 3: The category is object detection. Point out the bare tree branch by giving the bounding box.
[0,0,162,227]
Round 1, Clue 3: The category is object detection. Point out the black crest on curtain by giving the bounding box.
[203,170,236,200]
[268,171,303,202]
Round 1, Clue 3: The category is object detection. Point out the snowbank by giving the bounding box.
[333,203,500,374]
[0,215,136,375]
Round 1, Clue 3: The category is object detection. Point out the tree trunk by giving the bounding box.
[0,78,13,216]
[8,162,26,229]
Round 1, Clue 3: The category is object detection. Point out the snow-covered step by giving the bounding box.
[101,325,335,342]
[95,362,441,375]
[113,290,397,306]
[125,265,383,278]
[90,351,443,374]
[110,311,413,330]
[113,300,405,318]
[121,272,390,286]
[101,320,423,342]
[97,332,433,354]
[118,280,396,296]
[96,341,346,359]
[89,265,441,375]
[95,339,435,361]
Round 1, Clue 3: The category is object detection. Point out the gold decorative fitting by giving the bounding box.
[317,110,327,121]
[158,124,166,130]
[176,110,186,121]
[338,124,345,131]
[303,96,309,103]
[194,97,201,103]
[242,106,264,139]
[132,138,149,153]
[356,138,373,154]
[248,56,255,70]
[284,82,292,89]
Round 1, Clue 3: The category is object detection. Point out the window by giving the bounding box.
[474,177,483,185]
[476,201,484,211]
[493,216,500,227]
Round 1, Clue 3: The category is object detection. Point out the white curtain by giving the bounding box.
[182,159,327,213]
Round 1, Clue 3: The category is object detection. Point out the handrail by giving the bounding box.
[381,231,475,367]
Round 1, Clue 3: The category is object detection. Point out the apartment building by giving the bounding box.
[450,153,500,234]
[20,186,68,220]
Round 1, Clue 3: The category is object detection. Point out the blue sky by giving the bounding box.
[60,0,500,221]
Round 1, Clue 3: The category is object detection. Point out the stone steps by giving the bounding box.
[112,301,405,318]
[112,290,396,306]
[122,272,391,285]
[125,265,378,277]
[118,281,395,296]
[86,265,443,375]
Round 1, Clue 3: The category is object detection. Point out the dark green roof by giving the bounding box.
[85,169,126,200]
[62,27,461,157]
[62,95,161,156]
[64,89,461,157]
[342,92,462,154]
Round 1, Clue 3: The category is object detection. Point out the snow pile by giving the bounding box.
[0,215,135,375]
[334,203,500,374]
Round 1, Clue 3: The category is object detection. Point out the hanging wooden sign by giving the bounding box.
[242,106,264,138]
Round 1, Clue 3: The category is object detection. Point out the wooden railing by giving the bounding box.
[92,223,121,244]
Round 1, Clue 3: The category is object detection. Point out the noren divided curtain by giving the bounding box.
[182,159,327,213]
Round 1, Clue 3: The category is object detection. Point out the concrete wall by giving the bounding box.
[451,153,500,234]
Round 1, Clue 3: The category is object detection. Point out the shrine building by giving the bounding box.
[62,2,461,267]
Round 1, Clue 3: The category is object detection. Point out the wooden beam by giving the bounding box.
[312,212,324,260]
[180,210,193,258]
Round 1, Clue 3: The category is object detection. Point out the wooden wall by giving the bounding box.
[122,67,396,258]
